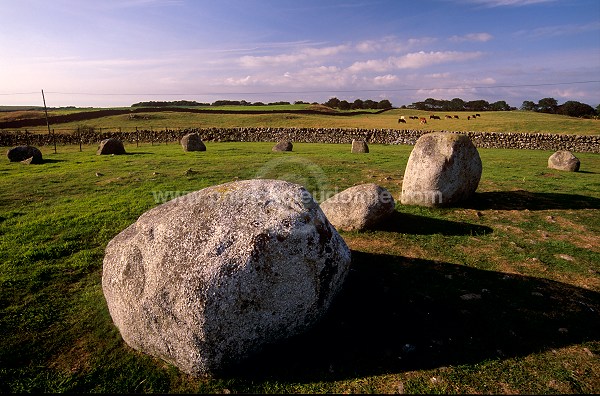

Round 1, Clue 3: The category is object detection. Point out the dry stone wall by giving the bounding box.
[1,128,598,153]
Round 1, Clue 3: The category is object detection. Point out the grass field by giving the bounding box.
[2,106,599,135]
[1,141,599,393]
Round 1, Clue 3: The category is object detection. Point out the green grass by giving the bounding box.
[1,142,599,393]
[3,107,599,135]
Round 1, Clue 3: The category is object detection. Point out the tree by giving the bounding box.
[351,99,364,110]
[537,97,558,114]
[521,100,537,111]
[449,98,466,111]
[596,104,600,116]
[490,100,511,111]
[557,101,595,117]
[363,99,377,109]
[466,100,490,112]
[339,100,351,110]
[324,97,340,108]
[377,99,392,109]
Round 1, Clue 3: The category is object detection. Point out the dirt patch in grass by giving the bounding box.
[49,338,91,374]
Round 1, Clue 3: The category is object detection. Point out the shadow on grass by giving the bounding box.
[377,211,493,236]
[228,251,600,382]
[466,190,600,211]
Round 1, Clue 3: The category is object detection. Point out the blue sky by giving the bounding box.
[1,0,599,108]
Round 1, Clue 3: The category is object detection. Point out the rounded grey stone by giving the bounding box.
[401,132,482,207]
[97,138,126,155]
[548,150,580,172]
[181,133,206,152]
[320,183,395,231]
[102,179,351,377]
[6,145,43,164]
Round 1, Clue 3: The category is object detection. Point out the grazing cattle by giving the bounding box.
[454,115,459,119]
[476,113,481,117]
[400,116,406,120]
[467,116,471,120]
[409,116,419,120]
[419,117,427,124]
[398,118,406,123]
[445,115,452,119]
[430,115,441,120]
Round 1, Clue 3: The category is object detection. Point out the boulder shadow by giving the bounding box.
[466,190,600,211]
[376,211,493,236]
[227,251,600,382]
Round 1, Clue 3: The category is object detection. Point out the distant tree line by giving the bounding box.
[131,100,300,107]
[520,97,598,118]
[402,96,597,118]
[322,97,393,110]
[130,97,598,118]
[405,97,515,112]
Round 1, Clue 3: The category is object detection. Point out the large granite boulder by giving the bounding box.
[6,145,43,164]
[351,139,369,153]
[548,150,580,172]
[102,179,351,377]
[181,133,206,152]
[401,132,482,207]
[97,138,126,155]
[320,183,395,231]
[272,141,293,152]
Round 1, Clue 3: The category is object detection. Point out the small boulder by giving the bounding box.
[7,145,43,164]
[548,150,580,172]
[97,138,126,155]
[351,139,369,153]
[102,179,351,377]
[181,133,206,152]
[272,141,293,152]
[320,183,395,231]
[401,132,482,207]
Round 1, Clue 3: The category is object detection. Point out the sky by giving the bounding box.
[1,0,599,109]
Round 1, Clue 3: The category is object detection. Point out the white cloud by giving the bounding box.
[224,75,254,86]
[373,74,399,86]
[464,0,556,7]
[238,44,349,68]
[514,21,600,38]
[449,32,493,42]
[348,51,483,72]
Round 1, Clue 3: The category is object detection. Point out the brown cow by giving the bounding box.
[419,117,427,124]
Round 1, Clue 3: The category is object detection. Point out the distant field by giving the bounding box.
[1,106,599,135]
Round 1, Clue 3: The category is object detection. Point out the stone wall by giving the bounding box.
[1,128,598,153]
